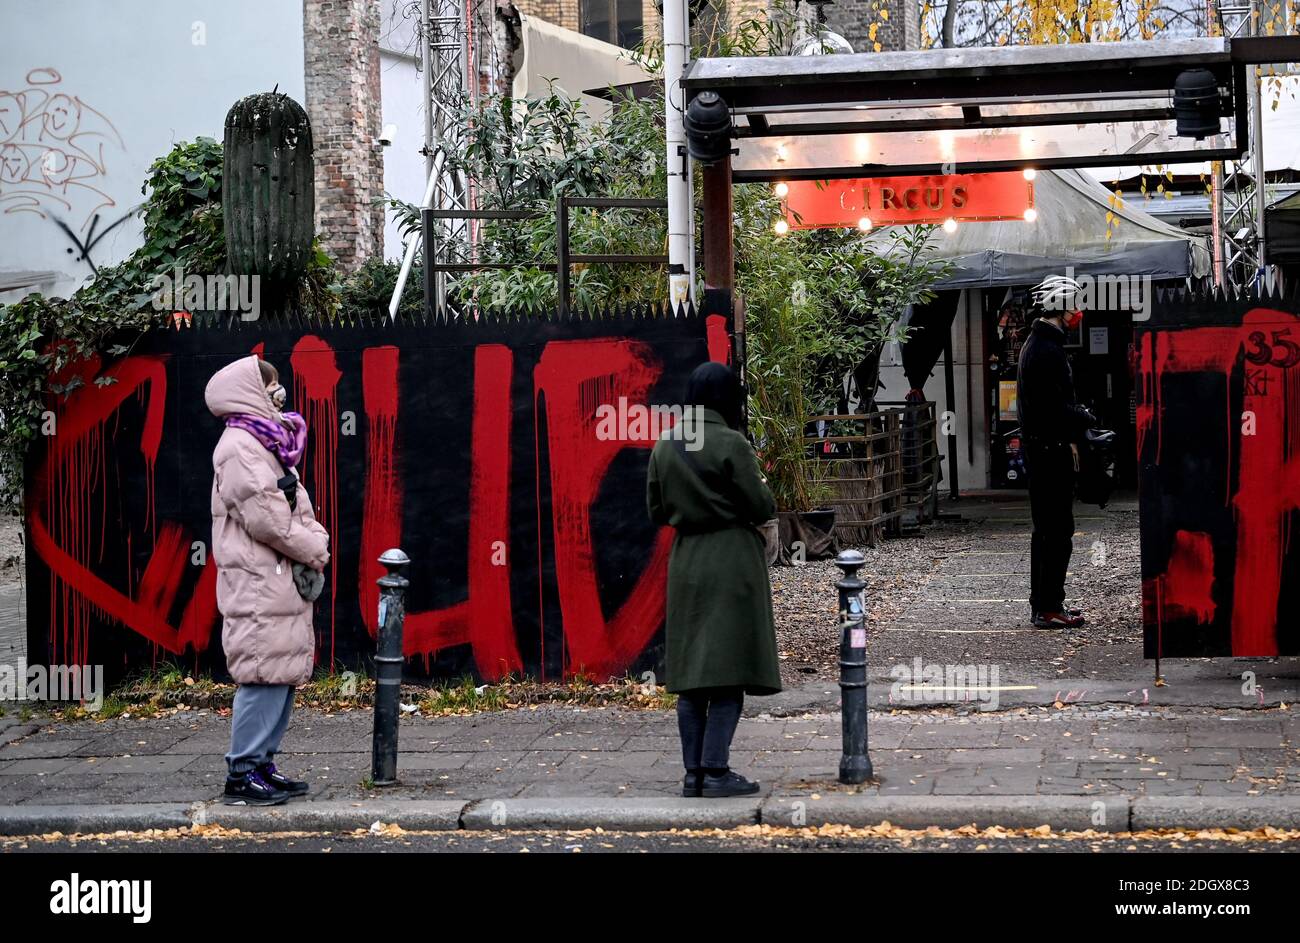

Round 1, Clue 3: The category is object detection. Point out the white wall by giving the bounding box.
[378,4,426,262]
[878,288,991,491]
[0,0,304,300]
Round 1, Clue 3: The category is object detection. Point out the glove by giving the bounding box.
[292,561,325,602]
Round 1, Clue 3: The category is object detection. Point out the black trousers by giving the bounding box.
[676,686,745,772]
[1026,442,1076,614]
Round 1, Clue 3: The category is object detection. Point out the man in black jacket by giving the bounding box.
[1017,275,1096,629]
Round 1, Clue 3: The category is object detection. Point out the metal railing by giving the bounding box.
[804,401,941,545]
[420,197,669,317]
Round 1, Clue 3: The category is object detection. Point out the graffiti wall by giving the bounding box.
[25,309,731,685]
[1138,289,1300,658]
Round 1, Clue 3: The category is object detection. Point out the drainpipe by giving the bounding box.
[664,0,693,310]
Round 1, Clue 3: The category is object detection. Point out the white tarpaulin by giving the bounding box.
[512,15,652,120]
[881,168,1212,288]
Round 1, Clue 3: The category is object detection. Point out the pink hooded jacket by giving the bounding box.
[206,356,330,685]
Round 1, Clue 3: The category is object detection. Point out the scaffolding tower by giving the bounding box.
[1213,0,1273,291]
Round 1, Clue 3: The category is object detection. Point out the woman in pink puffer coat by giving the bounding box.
[206,355,329,806]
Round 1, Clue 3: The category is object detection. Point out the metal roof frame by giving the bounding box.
[681,36,1300,183]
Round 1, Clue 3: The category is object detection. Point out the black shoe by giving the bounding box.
[257,762,309,797]
[701,770,761,798]
[682,771,703,798]
[223,769,289,806]
[1031,609,1085,629]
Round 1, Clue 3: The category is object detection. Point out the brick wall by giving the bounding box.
[514,0,581,30]
[303,0,385,270]
[823,0,919,53]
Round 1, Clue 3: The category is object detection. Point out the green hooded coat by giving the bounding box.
[646,409,782,695]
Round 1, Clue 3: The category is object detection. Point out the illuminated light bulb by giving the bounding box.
[942,217,958,233]
[1023,167,1037,181]
[774,182,789,198]
[857,217,872,231]
[1023,207,1038,222]
[774,219,790,235]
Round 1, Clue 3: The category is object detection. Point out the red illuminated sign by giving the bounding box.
[782,173,1035,229]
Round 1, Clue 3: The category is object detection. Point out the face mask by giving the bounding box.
[1063,309,1083,330]
[268,383,287,409]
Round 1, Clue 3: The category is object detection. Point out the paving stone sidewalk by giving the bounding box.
[1,701,1296,809]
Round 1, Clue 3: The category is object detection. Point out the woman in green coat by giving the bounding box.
[646,362,781,799]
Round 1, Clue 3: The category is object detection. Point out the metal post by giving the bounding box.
[701,154,735,320]
[942,328,959,501]
[371,548,409,786]
[422,208,437,318]
[834,550,873,784]
[1248,0,1269,286]
[556,195,569,316]
[663,0,694,308]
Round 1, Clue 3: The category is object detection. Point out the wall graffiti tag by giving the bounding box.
[25,309,731,686]
[0,67,128,270]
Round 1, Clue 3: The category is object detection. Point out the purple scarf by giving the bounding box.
[226,411,308,469]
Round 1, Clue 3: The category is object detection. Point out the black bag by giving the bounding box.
[1075,428,1118,508]
[277,473,298,509]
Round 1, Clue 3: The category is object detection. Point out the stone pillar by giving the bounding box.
[303,0,385,270]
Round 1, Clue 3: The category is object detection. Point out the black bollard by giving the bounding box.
[371,548,409,787]
[834,550,873,784]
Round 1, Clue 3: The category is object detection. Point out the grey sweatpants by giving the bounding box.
[225,684,296,776]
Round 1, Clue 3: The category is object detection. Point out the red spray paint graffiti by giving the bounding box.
[28,353,216,666]
[1139,307,1300,656]
[357,343,522,678]
[291,337,341,666]
[1145,529,1216,627]
[533,339,672,679]
[28,315,724,681]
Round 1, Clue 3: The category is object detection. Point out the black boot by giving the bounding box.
[223,768,289,806]
[702,770,760,798]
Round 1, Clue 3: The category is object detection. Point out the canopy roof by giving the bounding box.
[871,168,1211,288]
[682,36,1300,182]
